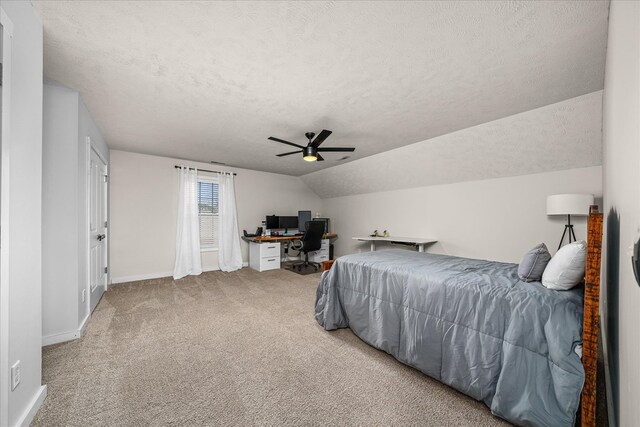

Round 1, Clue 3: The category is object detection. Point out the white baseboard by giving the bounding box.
[16,385,47,427]
[78,314,90,337]
[42,314,91,347]
[42,330,81,347]
[110,262,250,285]
[110,271,173,284]
[203,262,250,271]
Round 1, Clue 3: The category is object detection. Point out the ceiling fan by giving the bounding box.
[268,129,355,162]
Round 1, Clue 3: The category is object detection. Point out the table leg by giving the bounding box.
[371,241,376,251]
[418,244,424,253]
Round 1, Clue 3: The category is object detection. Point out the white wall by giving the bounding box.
[109,150,322,283]
[41,82,109,345]
[601,2,640,426]
[42,83,79,342]
[0,2,46,426]
[324,166,602,263]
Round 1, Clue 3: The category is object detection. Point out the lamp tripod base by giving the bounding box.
[558,214,578,250]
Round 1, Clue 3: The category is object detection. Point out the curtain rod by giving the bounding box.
[174,165,237,176]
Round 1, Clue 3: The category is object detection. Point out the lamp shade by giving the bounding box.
[546,193,594,216]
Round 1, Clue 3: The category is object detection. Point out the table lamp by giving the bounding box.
[547,193,594,250]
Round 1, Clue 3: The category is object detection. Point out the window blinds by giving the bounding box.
[197,180,219,249]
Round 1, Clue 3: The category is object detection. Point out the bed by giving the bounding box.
[315,208,603,427]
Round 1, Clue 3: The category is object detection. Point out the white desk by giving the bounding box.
[352,236,437,252]
[247,236,336,272]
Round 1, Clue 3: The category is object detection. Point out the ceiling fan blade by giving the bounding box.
[316,153,325,161]
[268,137,305,149]
[277,150,302,157]
[316,147,355,152]
[311,129,332,147]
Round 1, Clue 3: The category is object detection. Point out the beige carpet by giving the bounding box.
[33,268,509,426]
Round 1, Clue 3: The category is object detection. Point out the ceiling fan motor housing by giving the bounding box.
[304,146,317,157]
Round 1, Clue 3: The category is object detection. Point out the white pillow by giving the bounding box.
[542,241,587,290]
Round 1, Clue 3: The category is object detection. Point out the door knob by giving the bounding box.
[97,234,106,241]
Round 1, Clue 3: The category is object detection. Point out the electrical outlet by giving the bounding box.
[11,360,20,391]
[81,289,86,302]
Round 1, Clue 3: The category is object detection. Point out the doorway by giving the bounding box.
[89,146,107,312]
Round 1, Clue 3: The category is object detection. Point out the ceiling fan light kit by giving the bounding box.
[303,146,318,162]
[269,129,355,163]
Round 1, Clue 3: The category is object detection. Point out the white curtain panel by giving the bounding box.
[173,167,203,279]
[217,172,243,272]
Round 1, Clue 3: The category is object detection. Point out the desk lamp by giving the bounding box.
[547,193,594,250]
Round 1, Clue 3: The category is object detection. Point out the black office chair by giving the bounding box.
[292,221,325,272]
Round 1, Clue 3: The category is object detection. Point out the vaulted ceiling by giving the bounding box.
[33,1,609,176]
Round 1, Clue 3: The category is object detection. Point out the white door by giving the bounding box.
[89,148,107,312]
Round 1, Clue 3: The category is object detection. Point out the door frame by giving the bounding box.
[85,138,108,318]
[0,8,13,425]
[0,8,13,426]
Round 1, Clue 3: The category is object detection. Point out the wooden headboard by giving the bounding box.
[580,205,604,427]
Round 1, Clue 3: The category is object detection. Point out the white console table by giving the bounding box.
[352,236,437,252]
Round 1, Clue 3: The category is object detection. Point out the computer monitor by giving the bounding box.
[265,215,279,229]
[278,216,298,230]
[298,211,311,232]
[314,218,330,234]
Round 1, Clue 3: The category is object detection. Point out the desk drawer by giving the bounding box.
[261,244,280,258]
[313,247,329,257]
[260,256,280,271]
[311,253,329,263]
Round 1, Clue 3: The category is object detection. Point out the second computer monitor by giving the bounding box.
[278,216,298,230]
[313,218,330,234]
[298,211,311,232]
[265,215,279,229]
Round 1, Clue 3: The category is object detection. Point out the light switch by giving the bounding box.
[11,360,20,391]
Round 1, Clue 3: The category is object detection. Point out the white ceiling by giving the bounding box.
[302,91,603,198]
[33,1,609,176]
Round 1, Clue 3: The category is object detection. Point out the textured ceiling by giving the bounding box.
[33,1,609,176]
[301,91,603,198]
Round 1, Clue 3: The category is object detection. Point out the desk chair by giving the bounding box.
[291,221,325,272]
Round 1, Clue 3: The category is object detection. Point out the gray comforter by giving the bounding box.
[314,250,584,427]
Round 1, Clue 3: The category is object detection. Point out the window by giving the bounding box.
[197,178,219,250]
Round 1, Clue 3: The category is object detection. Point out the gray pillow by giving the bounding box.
[518,243,552,282]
